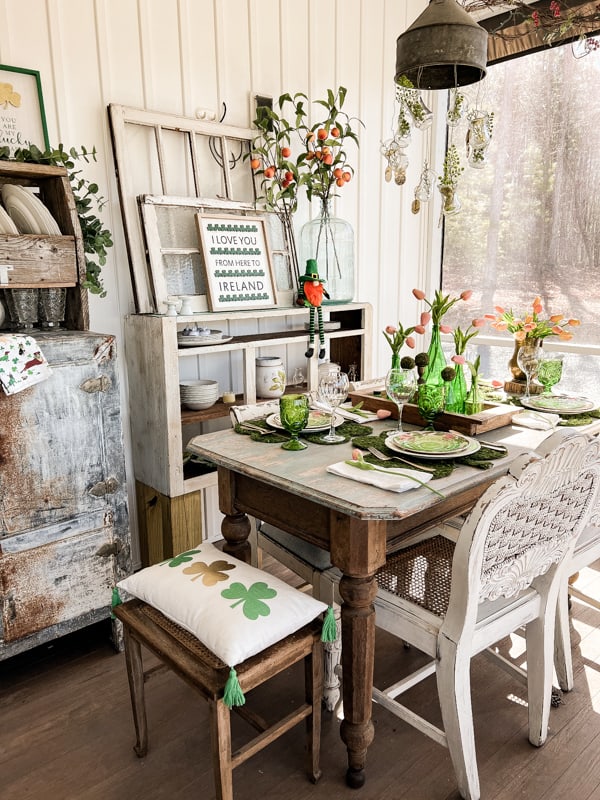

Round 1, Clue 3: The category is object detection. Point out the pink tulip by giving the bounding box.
[420,311,431,326]
[514,330,526,342]
[552,325,563,335]
[439,324,453,334]
[491,380,503,388]
[460,290,473,301]
[385,325,397,334]
[550,314,563,324]
[412,288,426,300]
[472,318,485,328]
[405,336,416,349]
[492,321,508,331]
[414,324,426,335]
[452,354,466,365]
[494,305,505,314]
[484,314,496,320]
[351,449,363,461]
[568,318,580,326]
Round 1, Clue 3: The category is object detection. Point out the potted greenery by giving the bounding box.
[438,143,463,215]
[0,143,112,297]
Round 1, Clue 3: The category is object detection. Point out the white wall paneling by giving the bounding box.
[0,0,437,564]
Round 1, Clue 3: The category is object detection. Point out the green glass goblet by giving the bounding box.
[278,394,310,451]
[537,352,564,396]
[417,384,446,431]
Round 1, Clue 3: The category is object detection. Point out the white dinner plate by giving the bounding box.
[520,394,597,415]
[178,334,233,347]
[266,410,344,433]
[2,184,61,234]
[0,204,19,234]
[385,432,481,460]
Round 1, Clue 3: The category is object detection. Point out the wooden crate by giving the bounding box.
[0,161,88,329]
[348,389,518,435]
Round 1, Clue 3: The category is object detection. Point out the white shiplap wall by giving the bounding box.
[0,0,444,556]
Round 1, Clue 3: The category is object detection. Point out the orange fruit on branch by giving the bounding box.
[250,158,261,170]
[281,147,291,158]
[317,128,328,141]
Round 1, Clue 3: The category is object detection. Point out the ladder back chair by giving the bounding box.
[372,434,600,800]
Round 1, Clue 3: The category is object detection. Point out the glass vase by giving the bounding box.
[464,377,484,415]
[508,337,542,382]
[445,364,468,414]
[391,352,401,371]
[299,200,355,304]
[422,324,447,387]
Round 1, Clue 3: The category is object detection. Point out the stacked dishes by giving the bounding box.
[180,379,219,410]
[1,184,62,234]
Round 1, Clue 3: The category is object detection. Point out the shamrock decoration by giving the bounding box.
[163,549,202,567]
[183,559,236,586]
[221,581,278,620]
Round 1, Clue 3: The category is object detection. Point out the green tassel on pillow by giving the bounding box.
[321,606,337,643]
[110,586,122,619]
[223,668,246,708]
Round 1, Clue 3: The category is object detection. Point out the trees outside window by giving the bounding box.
[441,43,600,391]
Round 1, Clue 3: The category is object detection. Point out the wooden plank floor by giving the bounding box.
[2,560,600,800]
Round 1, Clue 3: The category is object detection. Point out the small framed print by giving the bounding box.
[0,64,49,154]
[195,213,278,311]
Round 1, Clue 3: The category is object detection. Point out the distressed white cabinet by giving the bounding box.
[124,303,372,565]
[0,331,130,658]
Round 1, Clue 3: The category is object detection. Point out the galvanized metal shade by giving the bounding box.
[395,0,488,90]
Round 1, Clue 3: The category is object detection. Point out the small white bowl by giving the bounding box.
[183,399,218,410]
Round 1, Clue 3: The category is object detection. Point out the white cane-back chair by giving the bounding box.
[372,434,600,800]
[229,402,343,711]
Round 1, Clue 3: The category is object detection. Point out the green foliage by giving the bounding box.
[0,143,112,296]
[248,86,363,210]
[439,144,463,189]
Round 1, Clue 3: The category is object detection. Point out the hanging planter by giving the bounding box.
[438,144,464,216]
[466,110,494,169]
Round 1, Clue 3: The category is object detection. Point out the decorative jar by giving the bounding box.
[299,200,355,304]
[256,356,286,399]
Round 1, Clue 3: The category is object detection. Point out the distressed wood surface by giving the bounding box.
[0,235,77,286]
[0,331,130,659]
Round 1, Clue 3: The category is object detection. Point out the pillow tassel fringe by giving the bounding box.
[223,668,246,708]
[111,586,122,619]
[321,606,337,642]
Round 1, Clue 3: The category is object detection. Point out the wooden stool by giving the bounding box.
[114,599,323,800]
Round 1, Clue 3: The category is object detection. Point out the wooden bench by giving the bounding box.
[114,599,323,800]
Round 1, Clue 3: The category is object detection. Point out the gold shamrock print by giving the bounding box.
[182,559,236,586]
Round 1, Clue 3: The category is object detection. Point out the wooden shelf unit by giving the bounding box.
[124,303,372,564]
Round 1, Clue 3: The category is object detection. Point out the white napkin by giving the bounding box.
[0,334,52,395]
[512,409,560,431]
[312,400,379,424]
[327,461,433,493]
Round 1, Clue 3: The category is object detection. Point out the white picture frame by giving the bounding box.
[195,212,278,312]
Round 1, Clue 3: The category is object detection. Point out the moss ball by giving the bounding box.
[441,367,456,382]
[415,352,429,367]
[400,356,416,370]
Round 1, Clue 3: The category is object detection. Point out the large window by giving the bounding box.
[441,43,600,389]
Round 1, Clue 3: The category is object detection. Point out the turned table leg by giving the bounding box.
[220,512,251,563]
[338,573,378,789]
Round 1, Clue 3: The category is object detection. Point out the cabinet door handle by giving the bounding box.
[80,375,112,393]
[95,541,122,558]
[89,476,120,497]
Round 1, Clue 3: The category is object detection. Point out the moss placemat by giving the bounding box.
[234,418,372,445]
[350,432,508,479]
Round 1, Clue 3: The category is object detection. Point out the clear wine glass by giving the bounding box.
[417,384,446,431]
[385,368,417,432]
[278,394,310,451]
[537,352,564,396]
[317,371,349,443]
[517,343,541,400]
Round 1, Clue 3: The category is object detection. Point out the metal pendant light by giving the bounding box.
[395,0,488,90]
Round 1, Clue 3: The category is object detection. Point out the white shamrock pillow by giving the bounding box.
[117,542,327,667]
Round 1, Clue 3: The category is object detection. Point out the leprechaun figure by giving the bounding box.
[297,258,329,359]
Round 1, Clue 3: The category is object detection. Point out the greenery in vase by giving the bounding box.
[382,317,427,357]
[412,287,473,327]
[0,143,112,296]
[395,75,427,125]
[438,144,463,190]
[447,89,466,124]
[249,86,363,209]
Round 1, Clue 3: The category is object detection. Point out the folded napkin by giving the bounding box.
[512,409,560,431]
[0,334,52,395]
[312,400,379,424]
[327,461,433,493]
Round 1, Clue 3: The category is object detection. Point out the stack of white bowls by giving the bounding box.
[180,379,219,410]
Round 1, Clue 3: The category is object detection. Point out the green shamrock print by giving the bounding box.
[162,549,202,567]
[221,581,277,620]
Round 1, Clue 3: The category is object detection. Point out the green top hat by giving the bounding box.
[299,258,325,284]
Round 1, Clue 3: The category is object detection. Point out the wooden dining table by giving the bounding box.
[186,419,567,788]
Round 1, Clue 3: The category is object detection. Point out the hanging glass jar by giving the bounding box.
[299,199,355,304]
[422,324,447,386]
[466,111,493,169]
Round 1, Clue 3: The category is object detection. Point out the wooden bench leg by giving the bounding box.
[306,638,323,783]
[209,698,234,800]
[123,626,148,757]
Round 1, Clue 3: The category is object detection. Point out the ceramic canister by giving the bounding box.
[256,356,286,399]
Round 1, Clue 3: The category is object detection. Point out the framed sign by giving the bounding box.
[195,213,277,311]
[0,65,49,154]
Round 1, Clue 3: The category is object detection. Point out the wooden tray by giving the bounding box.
[348,389,518,436]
